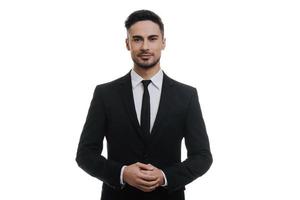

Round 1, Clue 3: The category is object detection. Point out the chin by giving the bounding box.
[137,64,156,69]
[134,58,160,70]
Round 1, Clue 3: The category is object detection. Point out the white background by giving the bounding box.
[1,0,299,199]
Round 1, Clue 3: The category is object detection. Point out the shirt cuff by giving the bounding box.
[161,170,168,186]
[120,165,127,185]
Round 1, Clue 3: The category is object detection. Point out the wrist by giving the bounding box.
[159,170,165,185]
[123,166,129,182]
[160,169,168,186]
[120,165,127,185]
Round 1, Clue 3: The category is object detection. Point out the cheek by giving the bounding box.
[153,48,162,55]
[152,44,163,52]
[131,51,139,58]
[130,45,141,53]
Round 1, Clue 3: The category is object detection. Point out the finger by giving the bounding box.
[140,169,152,175]
[136,183,159,192]
[137,186,155,193]
[140,186,157,192]
[138,172,158,181]
[137,177,159,187]
[136,162,154,170]
[140,169,161,178]
[147,164,157,170]
[147,164,155,168]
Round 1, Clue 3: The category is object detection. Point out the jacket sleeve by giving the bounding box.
[76,85,123,190]
[163,88,213,193]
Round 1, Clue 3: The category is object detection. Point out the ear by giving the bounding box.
[126,38,130,50]
[162,38,166,50]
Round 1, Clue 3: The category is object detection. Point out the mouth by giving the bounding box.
[139,54,152,59]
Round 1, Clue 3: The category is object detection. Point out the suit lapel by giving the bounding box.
[150,72,174,138]
[118,72,147,141]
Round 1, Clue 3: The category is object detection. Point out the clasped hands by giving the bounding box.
[123,162,165,192]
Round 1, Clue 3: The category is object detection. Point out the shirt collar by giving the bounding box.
[130,69,163,90]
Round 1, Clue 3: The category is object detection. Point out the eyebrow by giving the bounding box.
[132,35,159,39]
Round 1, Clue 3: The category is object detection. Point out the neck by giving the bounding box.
[133,65,161,80]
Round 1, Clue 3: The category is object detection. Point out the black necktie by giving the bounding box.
[141,80,151,134]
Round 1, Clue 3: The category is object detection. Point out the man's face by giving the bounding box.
[126,20,166,69]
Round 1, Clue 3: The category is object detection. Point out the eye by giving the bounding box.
[133,38,142,42]
[150,37,158,41]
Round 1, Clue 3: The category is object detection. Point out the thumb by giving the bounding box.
[136,162,154,170]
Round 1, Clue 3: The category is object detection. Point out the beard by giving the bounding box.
[132,55,161,69]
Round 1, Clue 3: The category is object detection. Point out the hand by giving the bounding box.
[123,162,160,192]
[140,164,165,186]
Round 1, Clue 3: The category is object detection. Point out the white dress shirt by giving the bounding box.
[120,68,168,187]
[131,68,163,133]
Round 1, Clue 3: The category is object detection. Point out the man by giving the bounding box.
[76,10,212,200]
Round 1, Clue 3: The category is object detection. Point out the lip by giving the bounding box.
[139,54,152,58]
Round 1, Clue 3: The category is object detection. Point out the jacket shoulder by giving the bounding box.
[94,73,128,91]
[167,75,197,95]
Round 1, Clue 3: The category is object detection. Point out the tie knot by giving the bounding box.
[142,80,151,88]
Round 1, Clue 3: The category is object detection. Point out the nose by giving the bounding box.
[141,41,149,50]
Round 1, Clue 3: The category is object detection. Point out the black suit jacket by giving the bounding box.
[76,71,212,200]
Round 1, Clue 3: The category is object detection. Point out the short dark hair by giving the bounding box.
[125,10,164,36]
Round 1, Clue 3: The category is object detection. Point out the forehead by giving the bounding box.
[128,20,162,37]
